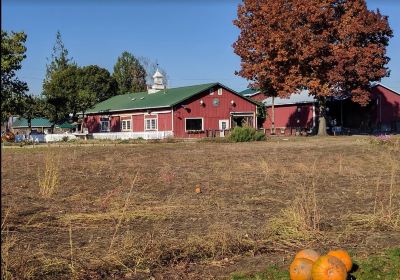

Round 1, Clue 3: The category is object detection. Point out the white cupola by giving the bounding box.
[148,68,166,94]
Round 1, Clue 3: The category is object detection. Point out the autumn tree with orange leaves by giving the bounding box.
[233,0,392,135]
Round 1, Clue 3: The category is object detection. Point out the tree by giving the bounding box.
[81,65,118,102]
[20,94,47,132]
[113,51,147,94]
[233,0,392,135]
[45,31,73,81]
[138,56,169,87]
[43,31,75,125]
[1,30,29,124]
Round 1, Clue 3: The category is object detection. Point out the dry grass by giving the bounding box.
[1,136,400,279]
[37,152,60,198]
[347,154,400,231]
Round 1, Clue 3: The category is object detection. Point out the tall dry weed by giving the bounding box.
[37,152,60,198]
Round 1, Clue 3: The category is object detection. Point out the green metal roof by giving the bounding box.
[12,117,52,128]
[239,88,259,96]
[56,122,77,129]
[86,83,260,114]
[12,117,77,129]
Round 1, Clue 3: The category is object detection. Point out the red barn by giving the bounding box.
[326,84,400,133]
[241,89,316,135]
[84,76,259,139]
[241,84,400,135]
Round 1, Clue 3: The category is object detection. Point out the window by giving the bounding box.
[100,118,110,132]
[217,88,222,95]
[145,118,157,130]
[209,88,214,95]
[185,118,203,131]
[121,119,131,131]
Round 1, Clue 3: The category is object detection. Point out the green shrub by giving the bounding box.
[228,126,265,142]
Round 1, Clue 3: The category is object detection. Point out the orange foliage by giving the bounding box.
[233,0,392,106]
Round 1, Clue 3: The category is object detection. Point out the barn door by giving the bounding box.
[219,120,229,137]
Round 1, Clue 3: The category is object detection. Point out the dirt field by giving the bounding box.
[1,136,399,279]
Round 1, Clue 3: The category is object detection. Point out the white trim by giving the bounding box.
[209,88,214,95]
[171,107,174,132]
[112,110,172,117]
[230,112,255,116]
[312,105,316,129]
[185,117,204,132]
[100,118,110,132]
[121,119,132,131]
[264,101,316,107]
[217,88,223,96]
[88,105,172,114]
[144,117,158,131]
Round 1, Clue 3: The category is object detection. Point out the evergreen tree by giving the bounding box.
[113,51,147,94]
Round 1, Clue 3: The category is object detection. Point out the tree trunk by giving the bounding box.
[271,96,275,135]
[28,117,32,134]
[317,97,328,136]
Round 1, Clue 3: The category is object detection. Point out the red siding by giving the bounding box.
[371,85,400,125]
[132,114,144,132]
[158,112,172,131]
[173,87,257,138]
[86,115,100,133]
[262,104,314,129]
[110,116,120,132]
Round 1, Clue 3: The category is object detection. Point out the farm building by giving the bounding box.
[241,89,316,135]
[11,117,77,135]
[83,70,259,139]
[241,84,400,135]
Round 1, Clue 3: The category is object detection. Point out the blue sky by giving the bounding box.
[2,0,400,94]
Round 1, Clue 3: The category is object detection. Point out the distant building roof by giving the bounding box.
[239,88,317,106]
[12,117,52,128]
[239,88,259,96]
[262,90,317,106]
[12,117,76,129]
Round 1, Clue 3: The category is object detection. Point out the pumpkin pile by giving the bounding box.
[290,249,352,280]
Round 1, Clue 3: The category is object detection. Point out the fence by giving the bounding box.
[89,131,173,140]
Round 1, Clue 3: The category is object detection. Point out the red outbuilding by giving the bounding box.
[84,70,259,139]
[241,84,400,135]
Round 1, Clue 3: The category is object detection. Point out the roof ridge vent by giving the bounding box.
[140,97,145,100]
[131,98,136,101]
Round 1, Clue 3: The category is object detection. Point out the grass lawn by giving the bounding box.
[1,136,399,279]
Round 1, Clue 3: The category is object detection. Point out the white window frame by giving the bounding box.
[185,117,204,132]
[145,118,158,131]
[121,119,132,131]
[100,118,110,132]
[209,88,214,95]
[217,88,222,95]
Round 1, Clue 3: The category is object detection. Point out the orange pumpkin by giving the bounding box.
[295,249,320,263]
[311,255,347,280]
[290,258,313,280]
[327,249,352,272]
[195,186,201,193]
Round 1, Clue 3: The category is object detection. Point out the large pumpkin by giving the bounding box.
[295,249,320,263]
[311,255,347,280]
[327,250,352,272]
[289,258,313,280]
